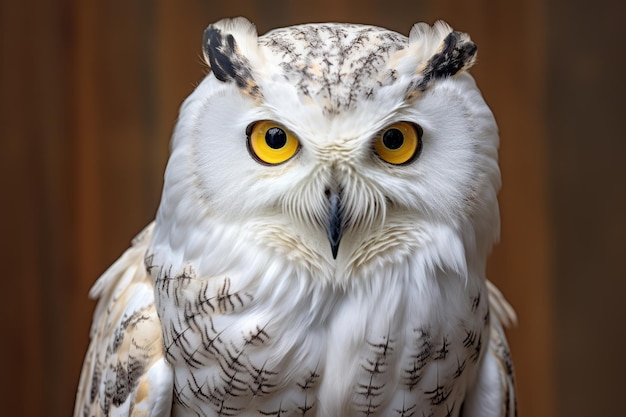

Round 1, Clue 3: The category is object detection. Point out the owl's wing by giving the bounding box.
[462,280,517,417]
[74,223,173,417]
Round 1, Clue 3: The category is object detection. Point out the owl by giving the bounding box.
[74,17,517,417]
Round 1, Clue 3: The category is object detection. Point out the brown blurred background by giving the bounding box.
[1,0,624,416]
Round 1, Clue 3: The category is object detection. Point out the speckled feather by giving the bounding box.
[75,17,516,417]
[74,225,172,417]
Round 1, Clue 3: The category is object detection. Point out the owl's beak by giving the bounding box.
[326,189,343,259]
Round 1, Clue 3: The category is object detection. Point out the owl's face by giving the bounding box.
[154,18,500,282]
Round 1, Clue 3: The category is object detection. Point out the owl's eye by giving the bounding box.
[246,121,300,165]
[374,122,423,165]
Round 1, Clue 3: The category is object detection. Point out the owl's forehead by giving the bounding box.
[258,24,408,114]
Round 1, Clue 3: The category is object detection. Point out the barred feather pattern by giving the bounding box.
[74,223,517,417]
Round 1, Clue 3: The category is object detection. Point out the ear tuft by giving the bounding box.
[202,17,262,98]
[408,20,454,55]
[416,29,477,91]
[397,21,477,99]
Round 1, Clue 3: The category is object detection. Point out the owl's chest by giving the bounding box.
[154,269,489,417]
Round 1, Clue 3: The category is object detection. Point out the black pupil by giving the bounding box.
[382,128,404,150]
[265,127,287,149]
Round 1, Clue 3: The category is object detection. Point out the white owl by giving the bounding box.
[74,17,517,417]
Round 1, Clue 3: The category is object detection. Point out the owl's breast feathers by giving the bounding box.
[75,221,516,417]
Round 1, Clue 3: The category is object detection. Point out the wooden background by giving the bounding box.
[1,0,624,416]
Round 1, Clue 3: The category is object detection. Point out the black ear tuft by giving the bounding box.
[203,27,240,83]
[417,31,477,91]
[202,20,261,98]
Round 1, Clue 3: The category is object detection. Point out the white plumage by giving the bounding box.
[74,17,516,417]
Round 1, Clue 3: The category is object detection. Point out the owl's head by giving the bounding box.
[153,17,500,283]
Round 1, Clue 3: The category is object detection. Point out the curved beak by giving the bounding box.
[326,189,343,259]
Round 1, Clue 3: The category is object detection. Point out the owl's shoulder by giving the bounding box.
[74,223,173,417]
[461,280,517,417]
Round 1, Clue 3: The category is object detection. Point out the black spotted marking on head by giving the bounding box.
[414,31,477,92]
[259,24,407,114]
[203,26,261,99]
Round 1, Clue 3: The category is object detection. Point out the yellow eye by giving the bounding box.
[374,122,422,165]
[247,121,300,165]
